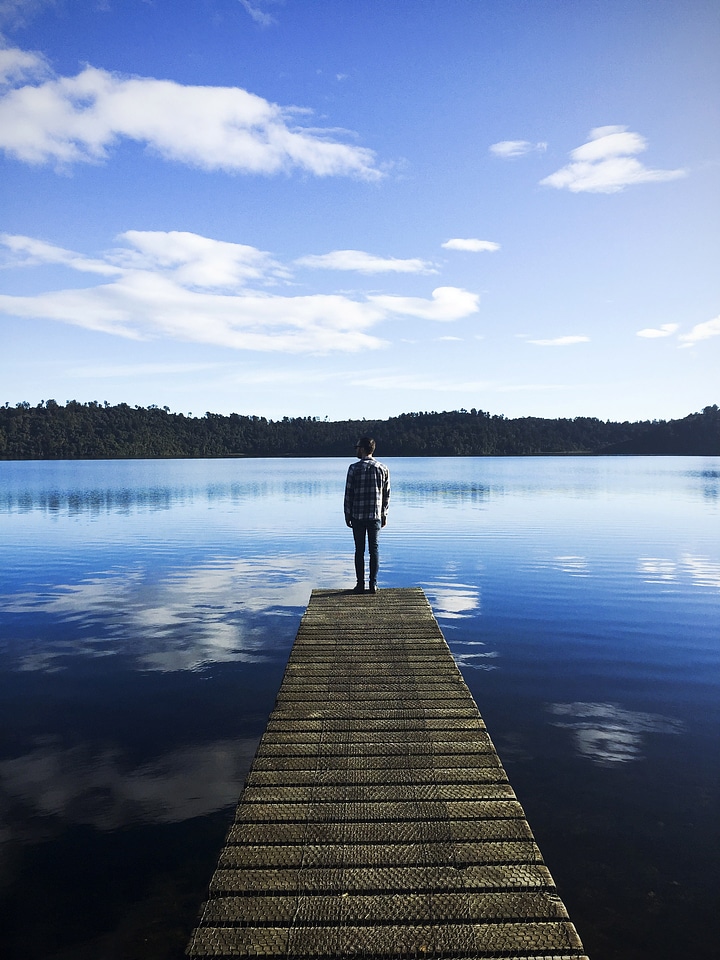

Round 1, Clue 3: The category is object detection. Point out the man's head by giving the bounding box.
[356,437,376,458]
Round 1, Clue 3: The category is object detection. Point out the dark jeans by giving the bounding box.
[352,519,382,585]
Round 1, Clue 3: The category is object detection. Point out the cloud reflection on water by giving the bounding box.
[0,553,348,672]
[423,582,498,670]
[552,555,590,577]
[424,581,480,619]
[451,648,499,671]
[0,737,258,838]
[547,701,683,765]
[639,554,720,590]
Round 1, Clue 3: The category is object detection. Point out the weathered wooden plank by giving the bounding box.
[186,588,588,960]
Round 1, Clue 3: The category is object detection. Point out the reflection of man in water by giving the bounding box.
[344,437,390,594]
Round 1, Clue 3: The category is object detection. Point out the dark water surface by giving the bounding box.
[1,457,718,959]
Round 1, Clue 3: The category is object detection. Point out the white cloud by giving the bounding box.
[0,232,120,275]
[367,286,480,322]
[116,231,288,288]
[541,126,686,194]
[0,48,381,178]
[678,314,720,347]
[441,238,500,253]
[527,335,590,346]
[570,125,643,161]
[0,44,49,83]
[489,140,547,158]
[295,249,436,274]
[0,231,482,353]
[0,279,389,352]
[238,0,277,27]
[0,230,289,288]
[636,323,679,339]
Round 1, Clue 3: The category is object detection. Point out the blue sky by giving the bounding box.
[1,0,718,422]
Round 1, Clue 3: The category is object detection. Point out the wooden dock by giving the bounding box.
[186,587,588,959]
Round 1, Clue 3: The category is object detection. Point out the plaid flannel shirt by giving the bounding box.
[344,456,390,523]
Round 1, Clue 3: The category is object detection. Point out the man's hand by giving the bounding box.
[381,517,387,527]
[346,518,353,527]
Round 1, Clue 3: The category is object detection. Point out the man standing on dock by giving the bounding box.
[344,437,390,595]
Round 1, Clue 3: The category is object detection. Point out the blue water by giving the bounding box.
[1,457,719,959]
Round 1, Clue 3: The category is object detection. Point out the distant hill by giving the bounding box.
[1,400,719,459]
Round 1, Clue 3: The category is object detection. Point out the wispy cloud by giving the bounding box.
[238,0,278,28]
[636,323,679,339]
[116,230,290,287]
[0,44,50,83]
[0,232,120,275]
[0,0,54,30]
[527,335,590,346]
[0,230,288,285]
[0,46,381,179]
[0,231,481,353]
[489,140,547,158]
[295,249,436,274]
[678,314,720,348]
[635,315,720,347]
[540,125,686,194]
[441,238,500,253]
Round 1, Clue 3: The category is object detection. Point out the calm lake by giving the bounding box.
[1,456,718,959]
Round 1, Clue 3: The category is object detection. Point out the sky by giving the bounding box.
[1,0,718,423]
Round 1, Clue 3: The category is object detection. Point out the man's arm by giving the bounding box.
[343,463,355,526]
[381,466,390,526]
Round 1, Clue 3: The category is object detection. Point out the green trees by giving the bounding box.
[0,401,718,459]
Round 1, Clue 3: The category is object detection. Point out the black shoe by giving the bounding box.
[352,583,365,594]
[368,582,377,595]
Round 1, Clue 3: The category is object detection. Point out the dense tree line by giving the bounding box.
[1,400,719,459]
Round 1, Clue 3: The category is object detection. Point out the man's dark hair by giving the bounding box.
[357,436,376,455]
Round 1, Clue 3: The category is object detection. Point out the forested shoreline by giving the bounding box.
[1,400,719,459]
